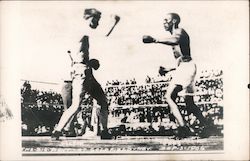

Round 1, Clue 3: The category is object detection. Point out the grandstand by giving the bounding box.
[21,69,223,138]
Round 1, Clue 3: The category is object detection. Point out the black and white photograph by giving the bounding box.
[0,1,249,160]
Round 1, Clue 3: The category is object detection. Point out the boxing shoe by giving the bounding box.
[173,126,191,139]
[100,130,113,140]
[198,125,215,138]
[51,130,62,140]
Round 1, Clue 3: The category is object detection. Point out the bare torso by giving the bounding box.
[172,28,191,62]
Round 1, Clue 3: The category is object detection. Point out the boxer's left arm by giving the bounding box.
[154,29,183,45]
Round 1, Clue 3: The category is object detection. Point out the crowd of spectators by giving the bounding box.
[105,80,223,107]
[21,81,63,108]
[109,103,223,128]
[21,81,93,136]
[105,78,137,86]
[106,69,223,136]
[21,81,63,135]
[21,69,223,136]
[105,83,168,106]
[199,69,223,79]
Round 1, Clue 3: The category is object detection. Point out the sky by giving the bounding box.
[1,1,249,91]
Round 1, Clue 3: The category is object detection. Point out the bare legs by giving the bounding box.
[165,84,185,127]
